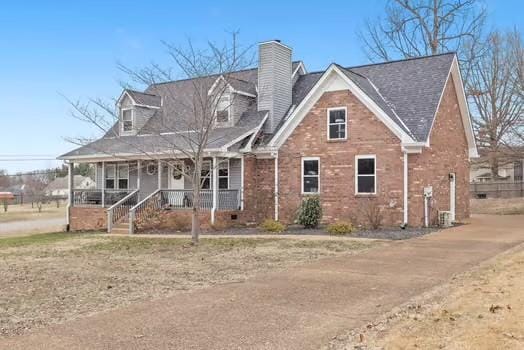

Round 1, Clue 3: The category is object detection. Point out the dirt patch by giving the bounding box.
[0,233,375,337]
[471,198,524,215]
[325,244,524,350]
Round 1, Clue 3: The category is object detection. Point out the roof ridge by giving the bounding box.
[345,52,456,70]
[126,89,161,97]
[149,60,302,87]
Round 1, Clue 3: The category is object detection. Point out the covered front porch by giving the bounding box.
[67,156,244,233]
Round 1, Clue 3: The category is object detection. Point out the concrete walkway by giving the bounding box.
[2,214,523,350]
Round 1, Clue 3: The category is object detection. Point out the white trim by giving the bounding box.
[258,40,292,52]
[269,64,415,148]
[137,160,141,190]
[208,75,256,98]
[116,90,161,109]
[211,157,218,224]
[240,155,244,211]
[292,61,307,79]
[403,152,408,225]
[274,153,279,220]
[157,159,162,190]
[218,158,230,190]
[301,156,320,195]
[425,56,478,158]
[120,108,134,134]
[117,163,130,189]
[326,106,348,141]
[239,113,269,152]
[355,155,377,195]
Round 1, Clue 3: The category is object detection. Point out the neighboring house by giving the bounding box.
[45,175,96,197]
[59,40,477,233]
[470,157,524,183]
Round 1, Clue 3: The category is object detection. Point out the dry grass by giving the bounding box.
[0,232,375,337]
[471,198,524,215]
[0,203,66,223]
[327,245,524,350]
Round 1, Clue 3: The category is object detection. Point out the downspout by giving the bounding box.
[403,151,408,227]
[274,152,279,221]
[240,155,244,211]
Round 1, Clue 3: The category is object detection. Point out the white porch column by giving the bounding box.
[157,159,162,190]
[240,155,244,211]
[66,162,73,228]
[403,151,409,226]
[137,160,141,199]
[211,156,218,224]
[101,162,106,207]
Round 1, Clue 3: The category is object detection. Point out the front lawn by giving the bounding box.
[0,203,66,223]
[0,232,375,337]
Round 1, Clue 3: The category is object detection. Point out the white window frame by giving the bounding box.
[327,106,347,141]
[117,164,130,189]
[355,155,377,195]
[121,108,134,133]
[218,159,230,190]
[105,164,116,189]
[301,157,320,195]
[200,160,212,190]
[215,94,231,124]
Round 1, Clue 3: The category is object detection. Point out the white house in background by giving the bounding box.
[45,175,95,197]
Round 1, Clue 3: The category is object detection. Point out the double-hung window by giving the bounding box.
[302,157,320,194]
[218,160,229,189]
[327,107,347,140]
[117,164,129,189]
[122,109,133,132]
[216,95,230,123]
[105,164,115,189]
[200,161,211,189]
[355,155,376,194]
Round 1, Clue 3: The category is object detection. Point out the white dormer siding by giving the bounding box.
[258,40,292,133]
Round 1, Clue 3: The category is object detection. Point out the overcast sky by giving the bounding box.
[0,0,521,173]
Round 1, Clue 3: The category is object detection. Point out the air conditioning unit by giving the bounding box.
[439,211,452,227]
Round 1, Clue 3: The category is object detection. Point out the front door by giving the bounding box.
[168,162,184,206]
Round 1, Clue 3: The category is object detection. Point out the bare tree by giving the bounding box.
[469,29,524,177]
[66,33,254,244]
[359,0,486,79]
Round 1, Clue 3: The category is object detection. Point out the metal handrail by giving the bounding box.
[106,189,139,233]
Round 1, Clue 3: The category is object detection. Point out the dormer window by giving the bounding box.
[122,109,133,132]
[216,95,230,123]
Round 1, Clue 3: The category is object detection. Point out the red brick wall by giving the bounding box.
[278,89,405,227]
[408,76,471,225]
[136,209,246,232]
[69,207,106,231]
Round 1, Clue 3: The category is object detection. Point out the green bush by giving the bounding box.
[297,196,322,228]
[260,219,286,233]
[327,222,354,235]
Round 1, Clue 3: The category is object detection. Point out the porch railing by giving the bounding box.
[107,189,139,232]
[160,189,240,210]
[72,189,134,207]
[128,189,240,234]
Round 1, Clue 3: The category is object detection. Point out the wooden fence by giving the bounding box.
[470,181,524,198]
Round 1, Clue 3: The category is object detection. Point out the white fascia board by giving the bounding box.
[292,61,307,79]
[116,90,136,107]
[269,64,415,148]
[425,56,478,159]
[239,113,269,152]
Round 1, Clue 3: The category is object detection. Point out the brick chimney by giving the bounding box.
[257,40,292,133]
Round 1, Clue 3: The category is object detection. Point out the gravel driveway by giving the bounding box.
[0,217,65,237]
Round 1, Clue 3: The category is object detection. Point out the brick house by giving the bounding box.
[59,40,477,233]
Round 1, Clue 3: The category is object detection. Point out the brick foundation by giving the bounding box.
[69,207,107,231]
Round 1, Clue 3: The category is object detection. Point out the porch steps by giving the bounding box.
[111,222,130,234]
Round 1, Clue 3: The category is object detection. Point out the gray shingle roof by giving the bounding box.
[126,90,162,107]
[60,55,454,160]
[347,53,455,141]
